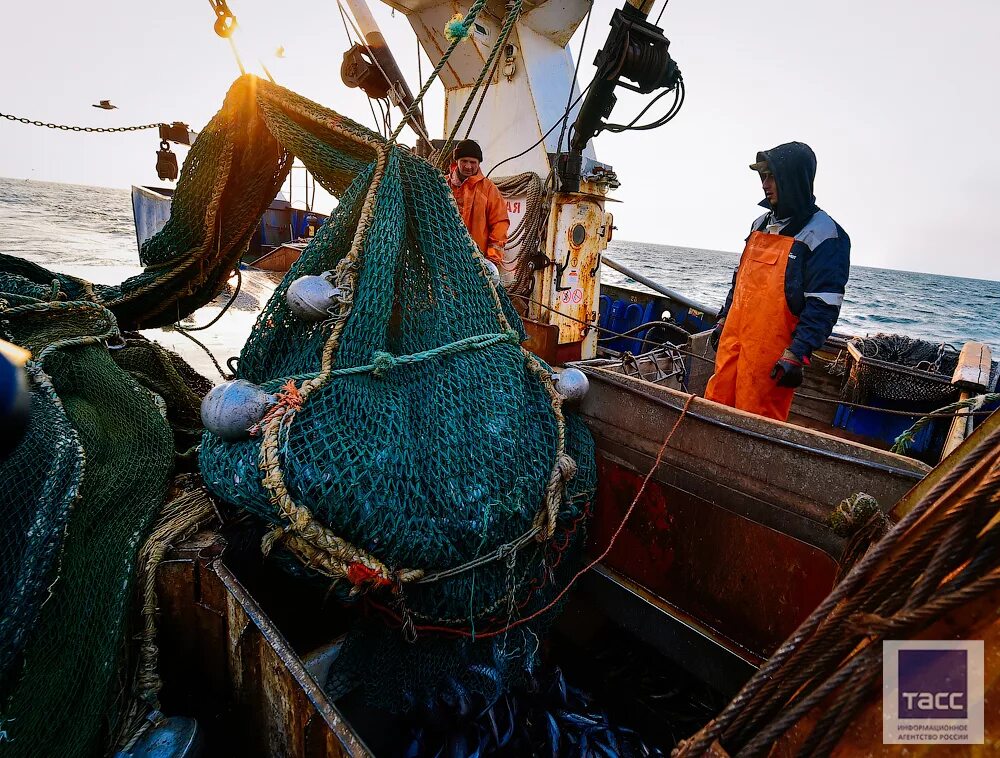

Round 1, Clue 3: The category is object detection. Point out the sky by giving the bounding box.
[1,0,998,281]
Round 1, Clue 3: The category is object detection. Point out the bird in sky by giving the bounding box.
[92,100,117,110]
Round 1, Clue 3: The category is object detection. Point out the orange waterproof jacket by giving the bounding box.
[450,167,509,264]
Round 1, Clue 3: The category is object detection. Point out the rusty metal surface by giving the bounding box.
[576,365,931,664]
[590,455,839,659]
[521,317,559,364]
[537,193,607,356]
[156,532,372,757]
[580,565,759,696]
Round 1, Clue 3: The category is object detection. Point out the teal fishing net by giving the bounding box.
[196,77,597,711]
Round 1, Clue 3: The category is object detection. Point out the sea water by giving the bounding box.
[2,176,998,354]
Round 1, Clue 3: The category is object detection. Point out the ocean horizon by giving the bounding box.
[2,175,998,355]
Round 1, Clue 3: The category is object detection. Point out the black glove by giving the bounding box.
[709,319,725,351]
[770,349,804,388]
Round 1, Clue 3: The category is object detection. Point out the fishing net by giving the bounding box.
[0,293,175,757]
[844,333,962,404]
[0,81,291,332]
[193,76,597,711]
[0,363,81,703]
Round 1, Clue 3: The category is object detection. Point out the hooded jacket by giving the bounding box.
[719,142,851,360]
[449,165,509,264]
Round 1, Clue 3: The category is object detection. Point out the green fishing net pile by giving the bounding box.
[197,78,597,712]
[0,293,207,756]
[0,72,598,752]
[0,80,295,754]
[0,86,228,748]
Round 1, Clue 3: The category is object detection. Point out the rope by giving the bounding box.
[506,296,1000,424]
[389,0,490,143]
[112,475,218,752]
[440,0,523,156]
[0,299,121,361]
[169,327,231,381]
[330,330,520,378]
[256,141,394,589]
[674,422,1000,757]
[892,393,999,454]
[0,112,164,133]
[493,172,544,295]
[174,265,242,332]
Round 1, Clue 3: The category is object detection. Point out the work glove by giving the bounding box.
[770,349,805,388]
[709,319,725,351]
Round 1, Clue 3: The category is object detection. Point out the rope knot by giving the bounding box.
[557,453,578,482]
[249,379,303,436]
[828,492,880,538]
[371,351,397,378]
[504,329,521,345]
[444,13,471,42]
[260,525,286,556]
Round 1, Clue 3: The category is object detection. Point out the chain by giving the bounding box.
[0,112,164,133]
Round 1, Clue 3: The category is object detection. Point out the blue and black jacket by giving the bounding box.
[719,142,851,360]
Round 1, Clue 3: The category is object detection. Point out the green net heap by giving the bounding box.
[0,294,202,756]
[197,77,597,712]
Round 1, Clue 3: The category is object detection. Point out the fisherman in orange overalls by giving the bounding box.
[449,140,509,278]
[705,142,851,422]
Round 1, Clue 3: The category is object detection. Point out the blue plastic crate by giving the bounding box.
[833,401,940,457]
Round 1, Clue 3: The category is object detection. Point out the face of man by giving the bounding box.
[760,170,778,206]
[457,157,481,177]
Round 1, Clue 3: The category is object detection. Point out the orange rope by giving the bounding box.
[248,379,303,436]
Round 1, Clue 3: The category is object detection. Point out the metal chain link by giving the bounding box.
[0,112,164,133]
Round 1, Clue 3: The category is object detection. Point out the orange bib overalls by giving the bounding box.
[704,230,799,421]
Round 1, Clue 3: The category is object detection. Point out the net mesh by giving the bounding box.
[0,73,596,742]
[194,77,597,711]
[844,333,961,404]
[0,294,175,757]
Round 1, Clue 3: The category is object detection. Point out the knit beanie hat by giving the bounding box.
[453,139,483,162]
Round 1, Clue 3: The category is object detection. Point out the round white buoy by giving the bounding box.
[201,380,275,441]
[554,368,589,402]
[483,259,501,286]
[286,273,342,321]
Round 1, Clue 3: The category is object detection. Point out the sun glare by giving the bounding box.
[225,3,285,78]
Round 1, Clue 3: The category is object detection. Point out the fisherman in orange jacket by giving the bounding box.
[705,142,851,422]
[449,140,509,274]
